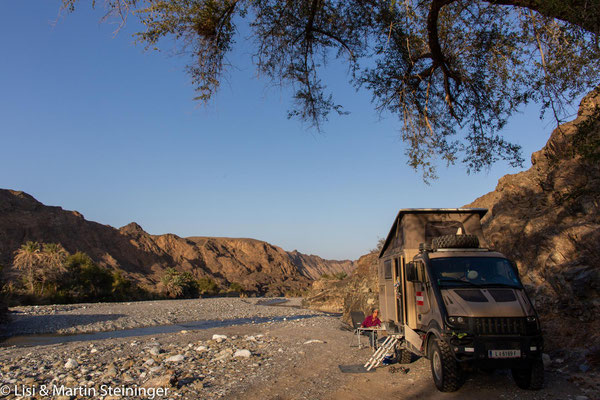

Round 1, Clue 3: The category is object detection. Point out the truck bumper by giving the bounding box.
[448,334,544,368]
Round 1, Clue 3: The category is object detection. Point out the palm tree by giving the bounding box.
[161,268,184,298]
[13,241,42,294]
[42,243,67,266]
[41,243,68,294]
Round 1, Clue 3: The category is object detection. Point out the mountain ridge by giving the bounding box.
[0,189,355,296]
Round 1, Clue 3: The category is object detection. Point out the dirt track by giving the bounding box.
[232,321,592,400]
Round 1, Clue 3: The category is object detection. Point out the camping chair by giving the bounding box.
[349,311,371,349]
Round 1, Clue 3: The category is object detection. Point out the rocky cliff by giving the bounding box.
[286,250,355,280]
[0,190,355,296]
[467,89,600,352]
[303,252,378,321]
[306,89,600,359]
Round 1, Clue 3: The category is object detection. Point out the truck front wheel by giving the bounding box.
[511,358,544,390]
[429,338,463,392]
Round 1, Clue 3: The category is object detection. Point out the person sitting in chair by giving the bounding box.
[361,308,381,328]
[361,308,381,348]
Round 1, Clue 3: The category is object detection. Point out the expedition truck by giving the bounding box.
[377,209,543,392]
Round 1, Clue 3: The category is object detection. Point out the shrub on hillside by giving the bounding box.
[333,272,348,280]
[197,277,219,296]
[9,241,154,304]
[57,252,114,302]
[284,287,307,297]
[111,271,144,301]
[228,282,244,294]
[161,268,199,299]
[320,272,347,280]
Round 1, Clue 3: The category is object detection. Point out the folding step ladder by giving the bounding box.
[364,335,400,371]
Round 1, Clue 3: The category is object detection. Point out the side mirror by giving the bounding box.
[406,262,419,282]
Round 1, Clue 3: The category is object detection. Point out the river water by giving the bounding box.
[0,299,330,347]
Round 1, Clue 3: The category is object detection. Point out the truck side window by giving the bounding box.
[384,260,392,280]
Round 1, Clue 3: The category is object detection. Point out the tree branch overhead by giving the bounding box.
[62,0,600,180]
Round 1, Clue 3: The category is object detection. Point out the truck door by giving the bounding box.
[395,257,404,324]
[405,259,427,329]
[414,261,433,327]
[379,258,396,322]
[384,259,396,323]
[378,259,387,319]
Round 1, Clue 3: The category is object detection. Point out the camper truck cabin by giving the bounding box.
[377,208,488,330]
[375,208,543,392]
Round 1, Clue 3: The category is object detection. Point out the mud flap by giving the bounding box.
[404,325,423,354]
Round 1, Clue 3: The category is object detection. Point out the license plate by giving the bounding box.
[488,349,521,359]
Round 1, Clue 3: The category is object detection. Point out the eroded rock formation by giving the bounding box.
[467,88,600,351]
[308,89,600,356]
[303,252,378,322]
[0,190,354,296]
[287,250,355,280]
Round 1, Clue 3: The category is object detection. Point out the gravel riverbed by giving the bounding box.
[0,298,596,400]
[0,297,313,336]
[0,298,347,399]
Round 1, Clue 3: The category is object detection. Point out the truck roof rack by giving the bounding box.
[379,208,488,258]
[432,248,490,252]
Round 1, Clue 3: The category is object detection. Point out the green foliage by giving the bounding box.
[10,242,148,304]
[372,237,387,254]
[285,287,308,298]
[228,282,244,293]
[333,271,348,280]
[572,104,600,162]
[62,0,600,180]
[12,241,42,294]
[111,271,132,299]
[161,268,200,299]
[58,252,114,302]
[39,243,68,295]
[321,271,348,280]
[12,241,68,296]
[197,277,219,296]
[135,0,243,103]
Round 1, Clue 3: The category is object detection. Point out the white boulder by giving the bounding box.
[164,354,185,363]
[233,349,252,358]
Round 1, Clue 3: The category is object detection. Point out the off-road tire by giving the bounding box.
[512,358,544,390]
[429,338,463,392]
[432,234,479,249]
[398,349,413,364]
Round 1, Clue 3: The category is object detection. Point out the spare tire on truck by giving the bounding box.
[432,234,479,249]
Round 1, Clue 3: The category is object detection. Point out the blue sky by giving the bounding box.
[1,2,560,259]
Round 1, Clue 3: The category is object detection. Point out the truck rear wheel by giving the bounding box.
[398,349,413,364]
[429,338,463,392]
[511,358,544,390]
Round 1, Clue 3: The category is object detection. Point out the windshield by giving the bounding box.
[430,257,521,288]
